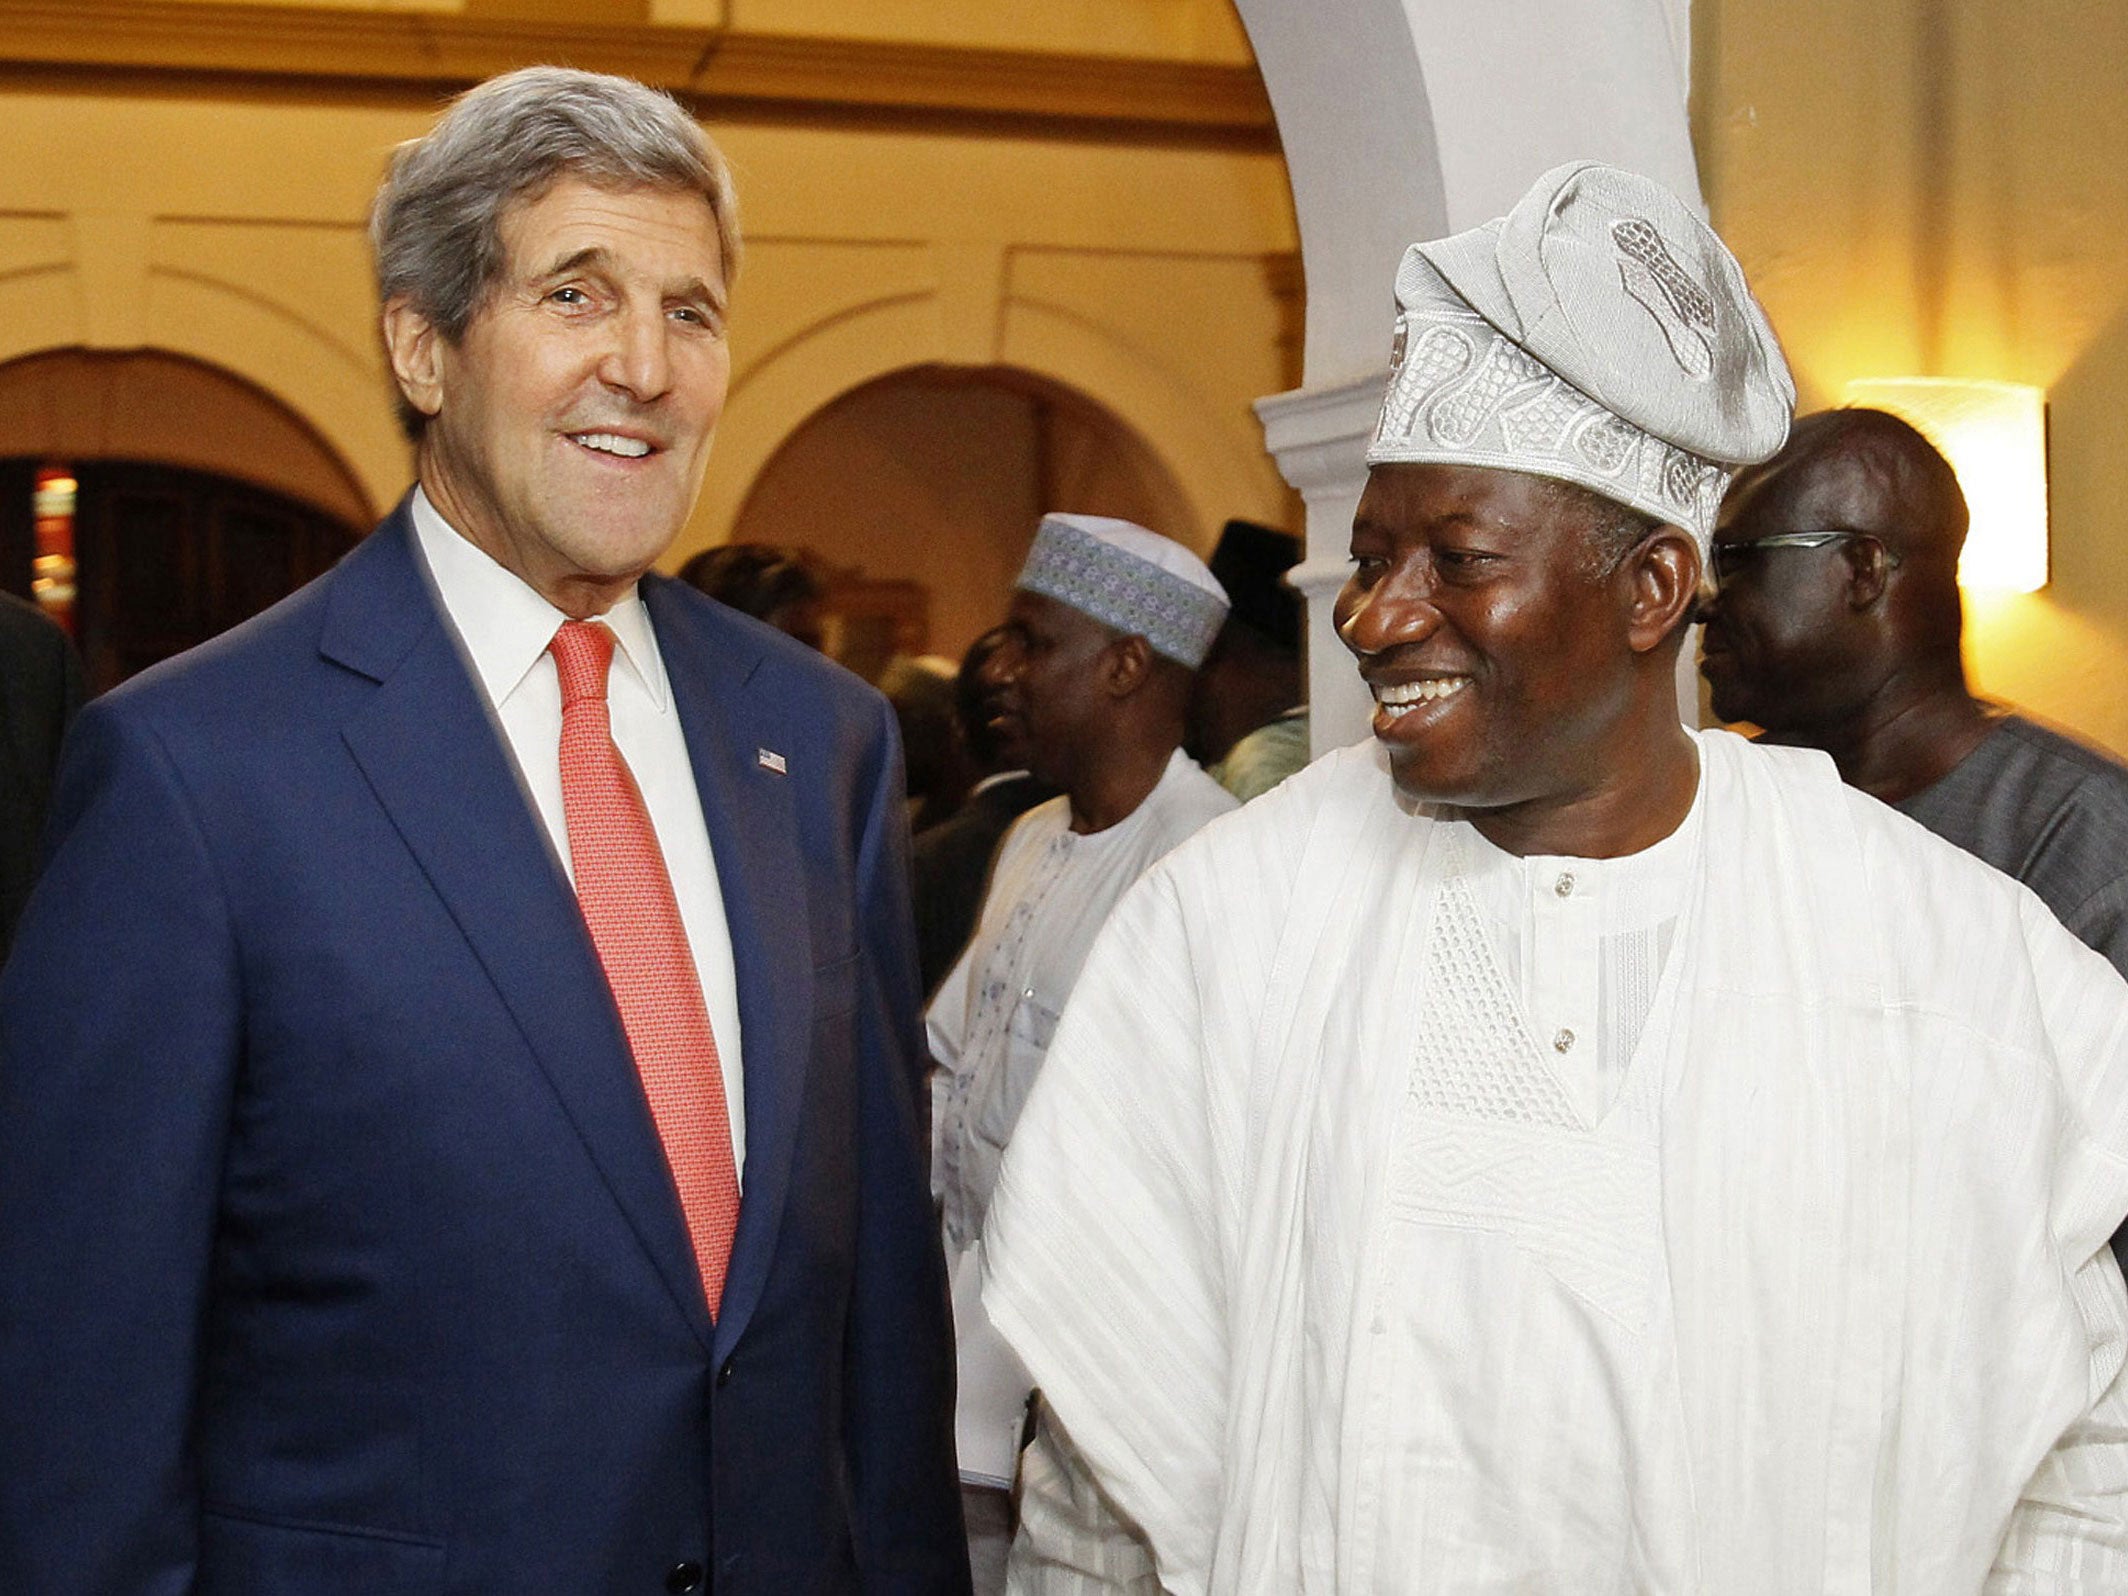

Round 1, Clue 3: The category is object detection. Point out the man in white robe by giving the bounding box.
[929,515,1237,1592]
[982,162,2128,1593]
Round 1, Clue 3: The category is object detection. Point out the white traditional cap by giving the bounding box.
[1015,513,1229,668]
[1367,161,1796,549]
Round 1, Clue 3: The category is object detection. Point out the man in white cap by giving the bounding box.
[980,164,2128,1592]
[927,514,1235,1593]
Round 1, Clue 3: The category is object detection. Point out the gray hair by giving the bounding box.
[372,66,740,430]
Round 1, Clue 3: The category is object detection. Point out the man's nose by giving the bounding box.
[598,304,674,403]
[1336,570,1441,657]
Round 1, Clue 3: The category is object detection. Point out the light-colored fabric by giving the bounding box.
[1016,514,1229,667]
[1210,708,1310,805]
[550,621,739,1312]
[1458,779,1698,1121]
[1367,162,1796,549]
[928,748,1235,1496]
[929,748,1238,1255]
[410,487,744,1173]
[1008,1401,1160,1596]
[984,730,2128,1594]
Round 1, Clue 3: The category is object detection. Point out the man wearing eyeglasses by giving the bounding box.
[1700,405,2128,977]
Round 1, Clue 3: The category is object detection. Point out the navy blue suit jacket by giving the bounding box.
[0,504,968,1594]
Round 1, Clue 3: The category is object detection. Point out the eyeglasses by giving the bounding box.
[1709,529,1902,590]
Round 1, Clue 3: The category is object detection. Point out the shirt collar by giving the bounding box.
[1458,735,1706,902]
[409,485,668,712]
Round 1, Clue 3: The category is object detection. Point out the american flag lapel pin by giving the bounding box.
[757,748,788,775]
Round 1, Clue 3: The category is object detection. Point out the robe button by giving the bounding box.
[716,1358,735,1388]
[665,1561,704,1592]
[1554,871,1575,897]
[1553,1028,1576,1054]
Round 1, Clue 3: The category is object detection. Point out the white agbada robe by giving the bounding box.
[983,730,2128,1594]
[929,748,1236,1489]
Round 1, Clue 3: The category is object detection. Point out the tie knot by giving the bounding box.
[550,619,616,706]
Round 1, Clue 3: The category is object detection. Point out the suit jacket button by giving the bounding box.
[716,1358,735,1388]
[665,1561,704,1593]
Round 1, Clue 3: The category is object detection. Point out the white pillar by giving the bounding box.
[1234,0,1702,752]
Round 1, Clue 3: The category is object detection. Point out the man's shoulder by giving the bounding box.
[645,576,886,728]
[1151,739,1395,891]
[1990,712,2128,810]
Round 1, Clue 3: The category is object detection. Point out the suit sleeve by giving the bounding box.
[0,700,242,1596]
[842,696,971,1593]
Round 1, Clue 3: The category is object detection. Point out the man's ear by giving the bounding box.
[381,298,446,424]
[1102,634,1154,699]
[1623,527,1701,654]
[1841,537,1894,611]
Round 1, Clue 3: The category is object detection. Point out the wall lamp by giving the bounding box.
[1841,377,2050,593]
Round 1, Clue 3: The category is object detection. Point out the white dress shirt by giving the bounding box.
[410,487,745,1177]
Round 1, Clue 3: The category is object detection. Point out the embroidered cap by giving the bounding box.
[1367,161,1796,549]
[1015,514,1229,668]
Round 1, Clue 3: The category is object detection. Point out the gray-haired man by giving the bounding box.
[0,67,966,1595]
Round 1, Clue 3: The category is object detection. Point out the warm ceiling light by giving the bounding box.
[1841,378,2049,592]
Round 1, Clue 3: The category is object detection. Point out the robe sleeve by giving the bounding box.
[982,862,1232,1596]
[1986,893,2128,1588]
[1987,1249,2128,1589]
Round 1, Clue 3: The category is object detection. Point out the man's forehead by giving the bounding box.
[1716,447,1852,539]
[500,179,722,274]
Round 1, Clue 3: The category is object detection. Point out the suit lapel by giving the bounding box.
[325,511,716,1351]
[645,581,813,1361]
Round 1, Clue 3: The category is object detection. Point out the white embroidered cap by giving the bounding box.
[1016,514,1229,668]
[1367,161,1796,549]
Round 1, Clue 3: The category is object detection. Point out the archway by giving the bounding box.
[726,365,1195,677]
[0,350,370,693]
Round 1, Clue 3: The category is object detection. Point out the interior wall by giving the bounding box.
[0,56,1296,583]
[1697,0,2128,754]
[0,349,372,527]
[730,368,1195,663]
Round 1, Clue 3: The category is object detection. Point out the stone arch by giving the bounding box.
[0,347,374,528]
[691,290,1285,564]
[719,362,1198,669]
[0,264,403,522]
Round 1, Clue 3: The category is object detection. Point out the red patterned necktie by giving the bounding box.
[550,619,739,1313]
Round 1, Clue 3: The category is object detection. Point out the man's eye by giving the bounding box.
[1433,548,1495,575]
[548,286,589,306]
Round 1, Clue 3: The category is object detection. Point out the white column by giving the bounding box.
[1234,0,1701,753]
[1254,378,1382,754]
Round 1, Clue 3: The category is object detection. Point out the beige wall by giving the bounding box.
[1697,0,2128,753]
[0,4,1296,617]
[732,370,1195,662]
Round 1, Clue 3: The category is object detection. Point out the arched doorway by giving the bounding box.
[727,365,1194,678]
[0,350,371,694]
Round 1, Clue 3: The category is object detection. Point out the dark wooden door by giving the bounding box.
[0,461,362,696]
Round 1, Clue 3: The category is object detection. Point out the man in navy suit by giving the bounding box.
[0,67,966,1595]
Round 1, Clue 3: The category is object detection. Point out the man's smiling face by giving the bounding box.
[1336,462,1643,818]
[393,177,731,616]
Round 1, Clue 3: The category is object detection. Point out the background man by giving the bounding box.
[983,164,2128,1592]
[910,626,1053,997]
[1700,405,2128,973]
[0,67,964,1595]
[0,589,83,963]
[1189,518,1307,802]
[926,514,1233,1594]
